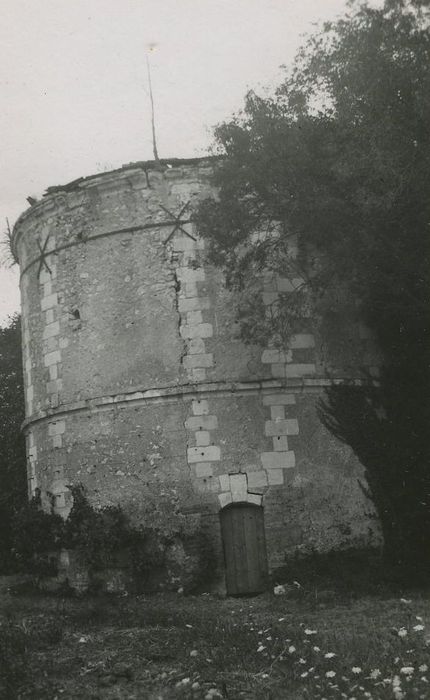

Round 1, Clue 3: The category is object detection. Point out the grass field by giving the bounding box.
[1,583,429,699]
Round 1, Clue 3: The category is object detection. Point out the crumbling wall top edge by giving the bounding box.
[11,154,220,247]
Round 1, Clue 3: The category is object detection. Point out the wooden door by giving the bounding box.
[220,503,268,596]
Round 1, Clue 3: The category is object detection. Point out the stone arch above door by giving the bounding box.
[218,472,262,509]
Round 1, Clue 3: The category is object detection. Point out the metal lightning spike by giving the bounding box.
[146,45,160,164]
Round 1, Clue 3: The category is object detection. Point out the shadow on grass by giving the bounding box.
[271,547,430,599]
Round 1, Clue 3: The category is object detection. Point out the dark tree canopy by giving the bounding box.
[0,315,27,571]
[196,0,430,567]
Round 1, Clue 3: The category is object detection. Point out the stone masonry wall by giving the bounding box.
[13,158,381,585]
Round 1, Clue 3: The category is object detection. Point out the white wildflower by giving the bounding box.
[299,658,306,664]
[398,628,408,637]
[304,628,317,635]
[419,664,428,672]
[288,645,296,653]
[369,669,381,679]
[400,667,414,675]
[352,667,362,674]
[300,671,308,678]
[189,649,198,657]
[413,624,424,631]
[257,645,266,653]
[416,616,423,621]
[325,670,336,678]
[325,652,336,658]
[313,646,320,652]
[266,636,272,641]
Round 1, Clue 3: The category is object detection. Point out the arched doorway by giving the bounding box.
[220,502,268,596]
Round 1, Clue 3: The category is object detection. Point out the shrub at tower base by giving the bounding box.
[195,0,430,571]
[11,485,215,593]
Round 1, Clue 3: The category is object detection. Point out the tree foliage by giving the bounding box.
[196,0,430,565]
[0,315,27,571]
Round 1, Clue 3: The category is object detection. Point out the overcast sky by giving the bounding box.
[0,0,352,323]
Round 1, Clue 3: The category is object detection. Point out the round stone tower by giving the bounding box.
[13,157,380,592]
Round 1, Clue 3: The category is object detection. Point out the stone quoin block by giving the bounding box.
[285,364,316,377]
[218,492,232,509]
[247,470,268,489]
[47,420,66,437]
[194,462,213,478]
[290,333,315,349]
[265,419,299,436]
[40,293,58,311]
[47,379,62,395]
[43,337,59,353]
[195,430,210,446]
[186,310,203,325]
[270,405,285,421]
[172,235,205,252]
[45,309,55,324]
[185,415,218,431]
[42,321,60,340]
[43,350,61,367]
[187,445,221,463]
[261,349,288,364]
[43,281,52,297]
[192,399,209,415]
[183,353,214,369]
[270,364,286,379]
[187,337,206,354]
[176,267,206,283]
[266,469,284,486]
[262,393,296,406]
[180,323,213,339]
[48,365,58,380]
[230,473,248,501]
[219,474,230,492]
[178,296,210,313]
[39,267,52,285]
[189,368,206,382]
[273,436,289,451]
[261,451,296,469]
[246,493,263,506]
